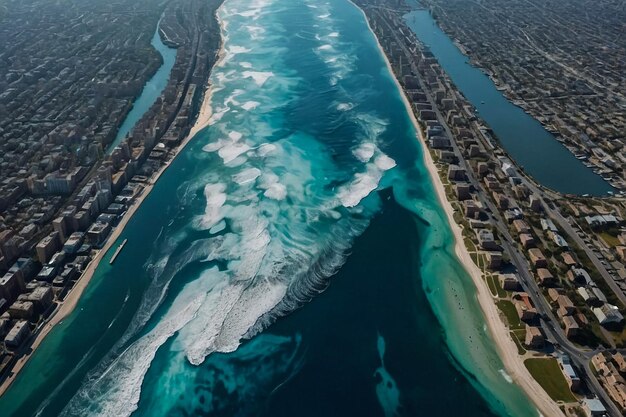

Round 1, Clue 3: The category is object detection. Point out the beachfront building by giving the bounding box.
[87,222,112,248]
[35,231,61,264]
[558,355,581,392]
[593,304,624,326]
[4,320,31,349]
[583,397,607,417]
[499,273,520,291]
[524,325,544,349]
[476,229,499,250]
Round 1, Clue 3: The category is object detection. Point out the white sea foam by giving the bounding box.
[241,100,260,111]
[374,154,397,171]
[225,155,248,167]
[257,143,277,157]
[202,139,226,153]
[354,113,389,139]
[246,25,265,39]
[257,172,280,189]
[242,71,274,87]
[337,166,383,208]
[227,45,251,57]
[218,142,251,164]
[337,102,353,111]
[228,131,243,141]
[233,167,262,185]
[209,220,227,234]
[353,142,376,162]
[237,10,260,18]
[224,89,245,107]
[499,369,514,384]
[318,13,330,19]
[61,0,398,413]
[337,148,396,207]
[59,276,213,417]
[198,183,227,229]
[263,182,287,200]
[208,107,229,125]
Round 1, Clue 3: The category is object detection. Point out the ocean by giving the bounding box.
[0,0,540,416]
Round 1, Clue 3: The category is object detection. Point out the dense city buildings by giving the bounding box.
[0,0,223,389]
[419,0,626,191]
[353,0,626,415]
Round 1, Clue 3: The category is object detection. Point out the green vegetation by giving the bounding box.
[470,252,478,264]
[599,231,620,247]
[486,275,506,298]
[524,358,576,403]
[496,300,523,330]
[510,331,526,355]
[487,275,498,296]
[571,244,625,310]
[463,236,476,252]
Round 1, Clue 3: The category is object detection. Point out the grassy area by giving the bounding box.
[524,358,577,403]
[463,236,476,252]
[470,252,478,265]
[486,275,506,298]
[496,300,524,330]
[493,275,506,298]
[599,232,620,247]
[510,331,526,355]
[487,275,498,297]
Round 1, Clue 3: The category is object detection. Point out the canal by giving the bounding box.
[404,8,613,196]
[106,23,177,154]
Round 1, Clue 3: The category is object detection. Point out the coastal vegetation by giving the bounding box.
[524,358,576,403]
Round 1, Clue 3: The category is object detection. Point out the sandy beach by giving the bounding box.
[0,28,224,397]
[351,3,564,417]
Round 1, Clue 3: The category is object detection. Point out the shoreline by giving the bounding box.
[350,2,563,417]
[0,21,224,398]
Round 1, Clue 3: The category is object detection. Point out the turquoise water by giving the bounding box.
[107,23,177,153]
[404,9,612,196]
[0,1,540,416]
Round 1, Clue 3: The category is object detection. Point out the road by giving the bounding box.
[519,177,626,307]
[366,6,623,416]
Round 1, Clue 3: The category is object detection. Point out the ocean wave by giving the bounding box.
[62,0,399,414]
[242,70,274,87]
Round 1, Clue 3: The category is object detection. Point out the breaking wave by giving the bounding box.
[60,0,398,416]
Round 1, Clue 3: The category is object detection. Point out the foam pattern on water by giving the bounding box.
[60,0,397,416]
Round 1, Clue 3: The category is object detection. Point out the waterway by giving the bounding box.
[0,1,539,416]
[404,8,613,196]
[106,23,177,153]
